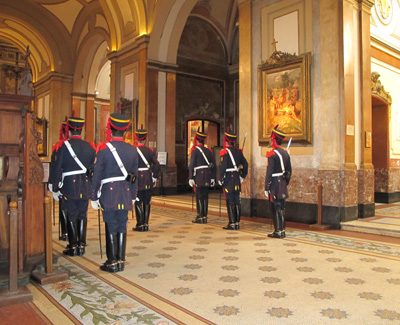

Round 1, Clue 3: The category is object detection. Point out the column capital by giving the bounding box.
[357,0,374,11]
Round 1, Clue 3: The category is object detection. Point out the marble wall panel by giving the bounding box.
[243,167,373,208]
[161,167,177,188]
[344,169,358,206]
[358,169,374,204]
[374,168,389,192]
[389,167,400,192]
[318,170,343,207]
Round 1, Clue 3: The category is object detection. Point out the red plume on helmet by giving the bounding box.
[59,116,68,140]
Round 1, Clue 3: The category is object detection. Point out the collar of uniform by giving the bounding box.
[112,138,124,142]
[70,136,82,139]
[137,143,145,147]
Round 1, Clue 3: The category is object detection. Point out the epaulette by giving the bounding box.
[96,142,107,154]
[220,149,227,156]
[150,147,154,152]
[89,142,96,150]
[266,150,275,158]
[238,148,243,152]
[190,147,196,154]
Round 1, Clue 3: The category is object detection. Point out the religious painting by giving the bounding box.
[258,51,312,145]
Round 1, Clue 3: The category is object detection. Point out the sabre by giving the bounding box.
[98,209,103,259]
[242,132,248,150]
[286,137,293,151]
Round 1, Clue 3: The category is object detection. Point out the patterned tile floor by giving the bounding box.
[24,195,400,324]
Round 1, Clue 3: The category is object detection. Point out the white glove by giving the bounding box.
[52,191,62,201]
[152,177,157,186]
[211,179,215,187]
[48,183,53,192]
[218,180,223,186]
[91,200,101,210]
[264,191,269,199]
[189,179,195,187]
[240,177,244,183]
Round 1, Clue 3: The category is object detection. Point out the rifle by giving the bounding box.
[98,209,103,259]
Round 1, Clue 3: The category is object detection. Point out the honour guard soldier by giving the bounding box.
[51,117,96,256]
[91,113,138,273]
[219,129,248,230]
[264,126,292,238]
[132,126,160,232]
[48,120,68,241]
[188,130,216,224]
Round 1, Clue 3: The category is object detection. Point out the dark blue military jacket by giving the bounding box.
[265,146,292,201]
[188,145,216,187]
[48,140,64,188]
[219,146,248,193]
[136,144,160,191]
[91,139,138,210]
[52,137,96,200]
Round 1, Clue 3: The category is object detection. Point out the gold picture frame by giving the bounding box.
[258,51,312,145]
[36,117,48,157]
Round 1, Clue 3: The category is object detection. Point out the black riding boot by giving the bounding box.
[192,198,205,224]
[202,198,208,223]
[223,203,236,230]
[280,210,286,238]
[116,232,127,272]
[100,225,118,273]
[63,220,78,256]
[235,204,241,230]
[143,204,150,231]
[59,203,68,241]
[77,219,87,256]
[268,209,285,238]
[133,201,144,231]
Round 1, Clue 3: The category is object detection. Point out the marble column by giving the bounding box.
[238,0,252,207]
[358,0,375,217]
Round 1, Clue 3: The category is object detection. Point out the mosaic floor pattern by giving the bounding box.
[31,201,400,324]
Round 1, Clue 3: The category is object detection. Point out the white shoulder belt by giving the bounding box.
[193,146,210,176]
[225,148,239,173]
[59,140,87,188]
[272,149,285,177]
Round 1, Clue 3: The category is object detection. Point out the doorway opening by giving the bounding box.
[372,96,390,203]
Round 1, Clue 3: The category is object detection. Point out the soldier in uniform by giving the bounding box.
[219,129,248,230]
[132,127,160,232]
[51,117,96,256]
[264,126,292,239]
[48,120,68,241]
[188,130,216,224]
[91,113,138,273]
